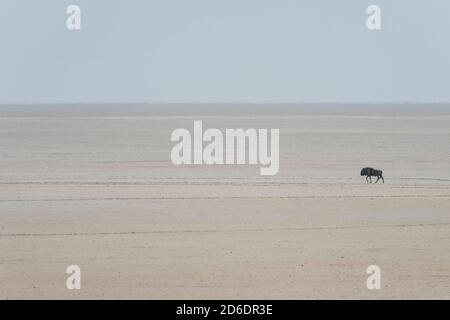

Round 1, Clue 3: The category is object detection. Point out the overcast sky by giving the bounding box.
[1,0,450,104]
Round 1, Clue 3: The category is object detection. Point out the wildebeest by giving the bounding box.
[360,167,384,184]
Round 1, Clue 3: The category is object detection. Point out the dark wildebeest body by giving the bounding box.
[360,167,384,184]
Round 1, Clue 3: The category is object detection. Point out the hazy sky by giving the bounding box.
[1,0,450,103]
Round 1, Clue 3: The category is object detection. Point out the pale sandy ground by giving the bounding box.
[0,104,449,299]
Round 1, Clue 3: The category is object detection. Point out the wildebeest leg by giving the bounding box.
[369,176,372,183]
[375,176,380,184]
[381,176,384,183]
[366,176,369,183]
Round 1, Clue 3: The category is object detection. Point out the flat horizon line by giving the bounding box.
[2,101,450,107]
